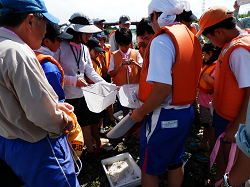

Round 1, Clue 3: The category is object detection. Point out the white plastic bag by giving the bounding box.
[82,82,118,113]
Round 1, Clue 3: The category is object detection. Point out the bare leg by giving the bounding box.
[107,104,114,121]
[207,126,215,155]
[200,126,209,147]
[123,109,130,117]
[82,125,94,153]
[91,123,101,148]
[141,171,159,187]
[168,166,184,187]
[136,127,141,140]
[215,142,231,182]
[99,118,104,128]
[228,148,250,186]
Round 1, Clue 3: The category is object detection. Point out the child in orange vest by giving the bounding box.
[189,42,222,162]
[92,32,117,128]
[85,38,109,147]
[197,6,250,186]
[108,28,143,117]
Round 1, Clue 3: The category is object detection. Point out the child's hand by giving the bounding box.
[98,52,105,63]
[122,58,130,65]
[203,73,214,85]
[76,78,88,87]
[130,109,145,122]
[223,124,238,143]
[130,58,142,68]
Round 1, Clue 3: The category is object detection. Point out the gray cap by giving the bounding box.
[93,18,105,23]
[119,15,131,24]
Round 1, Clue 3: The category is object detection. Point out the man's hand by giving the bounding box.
[58,102,74,113]
[234,0,240,12]
[66,115,76,131]
[76,78,88,87]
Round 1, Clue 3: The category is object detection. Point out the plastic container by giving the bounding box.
[82,82,118,113]
[113,110,124,121]
[106,113,136,139]
[101,152,141,187]
[117,84,142,109]
[237,0,250,6]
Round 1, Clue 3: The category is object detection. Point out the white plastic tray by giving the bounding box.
[101,152,141,187]
[82,82,118,113]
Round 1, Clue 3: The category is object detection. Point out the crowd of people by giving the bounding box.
[1,0,250,186]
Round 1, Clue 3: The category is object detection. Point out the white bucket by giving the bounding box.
[82,82,118,113]
[117,84,142,109]
[237,0,250,6]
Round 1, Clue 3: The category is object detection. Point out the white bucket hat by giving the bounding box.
[66,12,101,34]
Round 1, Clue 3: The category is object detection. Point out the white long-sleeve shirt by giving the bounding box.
[54,41,104,99]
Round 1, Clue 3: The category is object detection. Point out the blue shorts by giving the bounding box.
[0,134,80,187]
[140,106,194,175]
[213,110,231,144]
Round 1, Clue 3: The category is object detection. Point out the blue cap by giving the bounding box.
[0,0,60,23]
[92,32,107,39]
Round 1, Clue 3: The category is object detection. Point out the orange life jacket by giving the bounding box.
[139,46,146,60]
[189,25,197,35]
[111,49,140,86]
[138,24,202,105]
[35,52,65,88]
[213,34,250,121]
[109,30,116,41]
[104,45,111,69]
[197,63,216,94]
[85,59,102,84]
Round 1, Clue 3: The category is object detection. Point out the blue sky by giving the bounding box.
[44,0,250,25]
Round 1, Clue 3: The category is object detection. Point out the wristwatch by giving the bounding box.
[223,173,244,187]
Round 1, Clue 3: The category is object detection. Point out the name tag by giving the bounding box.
[161,120,178,129]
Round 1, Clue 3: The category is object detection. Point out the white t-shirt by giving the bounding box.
[109,32,119,53]
[229,47,250,89]
[108,48,143,72]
